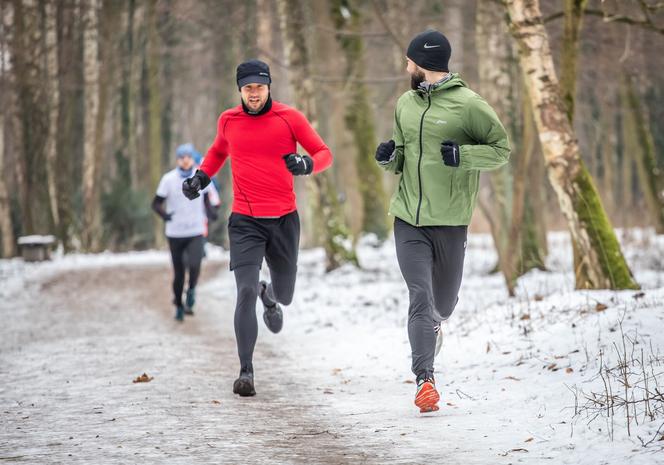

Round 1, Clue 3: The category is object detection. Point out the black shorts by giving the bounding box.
[228,210,300,272]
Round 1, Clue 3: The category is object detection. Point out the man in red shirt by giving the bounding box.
[182,60,333,397]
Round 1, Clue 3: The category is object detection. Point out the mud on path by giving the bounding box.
[0,260,390,465]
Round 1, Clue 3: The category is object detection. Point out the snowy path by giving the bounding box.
[2,230,664,464]
[0,260,392,464]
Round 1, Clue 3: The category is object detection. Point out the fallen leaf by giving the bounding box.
[211,400,221,404]
[633,292,645,300]
[595,302,608,312]
[331,368,342,375]
[520,314,531,320]
[132,373,153,383]
[486,342,491,353]
[534,294,544,301]
[547,363,558,371]
[499,448,529,456]
[323,389,334,394]
[525,437,534,442]
[565,367,574,373]
[504,376,521,381]
[403,379,415,384]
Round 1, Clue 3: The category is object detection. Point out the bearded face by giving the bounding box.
[410,68,426,91]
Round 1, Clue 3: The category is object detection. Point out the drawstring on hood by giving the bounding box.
[417,73,455,95]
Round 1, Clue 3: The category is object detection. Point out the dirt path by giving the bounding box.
[0,261,389,464]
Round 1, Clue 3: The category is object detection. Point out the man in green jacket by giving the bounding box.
[375,29,510,413]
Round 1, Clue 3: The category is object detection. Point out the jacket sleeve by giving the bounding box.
[289,110,333,174]
[458,95,510,171]
[377,99,405,174]
[151,195,169,221]
[200,114,230,178]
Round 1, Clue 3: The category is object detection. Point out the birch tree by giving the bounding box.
[503,0,639,290]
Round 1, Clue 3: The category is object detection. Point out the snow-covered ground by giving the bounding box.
[252,229,664,464]
[2,229,663,464]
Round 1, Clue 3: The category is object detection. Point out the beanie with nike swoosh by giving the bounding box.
[406,29,451,72]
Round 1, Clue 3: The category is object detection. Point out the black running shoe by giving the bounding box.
[233,370,256,397]
[259,281,283,334]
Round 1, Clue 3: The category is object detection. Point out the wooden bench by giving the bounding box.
[17,235,56,262]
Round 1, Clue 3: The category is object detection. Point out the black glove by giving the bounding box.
[375,140,396,164]
[182,170,211,200]
[441,140,460,167]
[283,153,313,176]
[163,212,173,222]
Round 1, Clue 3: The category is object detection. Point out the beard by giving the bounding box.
[245,98,266,113]
[410,69,426,91]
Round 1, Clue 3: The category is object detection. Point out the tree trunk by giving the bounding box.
[43,0,60,233]
[560,0,595,288]
[54,0,81,250]
[119,0,140,190]
[560,0,587,122]
[504,0,639,290]
[81,0,102,251]
[506,95,547,282]
[621,74,664,233]
[0,2,15,257]
[477,0,546,294]
[11,0,55,236]
[146,0,163,246]
[277,0,358,271]
[158,0,174,168]
[329,0,388,241]
[0,113,14,257]
[476,0,516,281]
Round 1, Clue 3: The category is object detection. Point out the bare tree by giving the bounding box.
[0,2,15,257]
[503,0,639,290]
[476,0,547,295]
[329,0,388,241]
[620,73,664,233]
[277,0,358,270]
[81,0,101,250]
[44,0,60,234]
[146,0,163,244]
[11,0,55,236]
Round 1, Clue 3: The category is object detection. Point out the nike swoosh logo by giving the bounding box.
[424,43,441,49]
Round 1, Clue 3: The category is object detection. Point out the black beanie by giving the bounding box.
[406,30,451,72]
[236,59,272,90]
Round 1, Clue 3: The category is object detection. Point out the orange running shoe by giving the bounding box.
[414,376,440,413]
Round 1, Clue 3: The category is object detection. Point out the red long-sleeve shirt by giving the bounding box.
[199,101,333,217]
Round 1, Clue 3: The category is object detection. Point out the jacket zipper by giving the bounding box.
[449,171,455,197]
[415,94,432,226]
